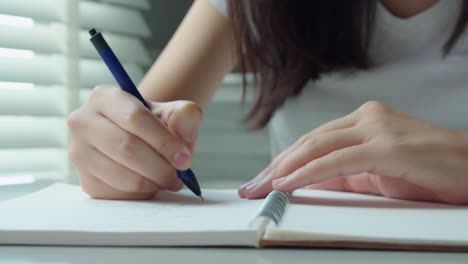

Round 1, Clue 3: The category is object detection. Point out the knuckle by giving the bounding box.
[169,101,204,128]
[304,135,319,148]
[125,105,148,127]
[297,134,310,145]
[118,134,139,159]
[90,84,114,99]
[181,101,204,117]
[360,101,388,114]
[67,109,84,130]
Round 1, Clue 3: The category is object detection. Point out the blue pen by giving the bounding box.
[89,28,203,201]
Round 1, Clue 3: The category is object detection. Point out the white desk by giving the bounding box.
[1,182,467,264]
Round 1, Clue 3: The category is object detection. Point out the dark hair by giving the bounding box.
[228,1,468,130]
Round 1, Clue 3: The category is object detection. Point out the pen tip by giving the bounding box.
[200,195,205,201]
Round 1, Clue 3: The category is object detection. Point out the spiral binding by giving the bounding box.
[256,191,290,224]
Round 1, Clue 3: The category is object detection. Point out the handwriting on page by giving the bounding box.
[0,184,264,233]
[65,189,264,232]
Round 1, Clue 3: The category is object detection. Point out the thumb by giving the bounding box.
[151,100,203,152]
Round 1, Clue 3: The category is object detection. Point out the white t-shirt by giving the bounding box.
[210,0,468,158]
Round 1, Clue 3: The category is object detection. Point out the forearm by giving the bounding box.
[139,0,236,110]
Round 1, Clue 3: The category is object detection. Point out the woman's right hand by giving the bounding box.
[67,85,203,200]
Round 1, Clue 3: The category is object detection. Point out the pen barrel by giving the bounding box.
[89,29,202,198]
[90,32,150,109]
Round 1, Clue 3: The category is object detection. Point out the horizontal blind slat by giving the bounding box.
[80,59,145,88]
[80,1,151,37]
[0,56,64,85]
[0,0,152,185]
[80,30,151,64]
[0,0,64,22]
[0,86,65,116]
[0,117,66,148]
[0,0,151,36]
[0,171,64,182]
[0,25,150,65]
[79,89,91,105]
[0,24,63,54]
[95,0,151,10]
[0,57,145,87]
[0,148,66,173]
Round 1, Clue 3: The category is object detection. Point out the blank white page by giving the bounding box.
[0,184,263,246]
[265,189,468,246]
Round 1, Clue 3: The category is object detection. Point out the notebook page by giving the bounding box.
[264,189,468,246]
[0,183,263,246]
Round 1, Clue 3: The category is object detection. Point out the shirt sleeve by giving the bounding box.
[209,0,228,17]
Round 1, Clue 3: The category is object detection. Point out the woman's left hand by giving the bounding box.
[238,101,468,204]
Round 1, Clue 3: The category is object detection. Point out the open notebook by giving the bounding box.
[1,183,468,251]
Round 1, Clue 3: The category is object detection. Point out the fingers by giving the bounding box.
[272,144,376,193]
[272,128,363,179]
[238,114,357,197]
[152,101,203,152]
[79,171,156,200]
[68,85,201,200]
[90,85,193,170]
[257,114,356,182]
[70,143,160,193]
[84,113,181,189]
[238,178,276,200]
[239,127,363,199]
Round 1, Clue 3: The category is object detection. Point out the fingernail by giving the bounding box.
[173,152,189,167]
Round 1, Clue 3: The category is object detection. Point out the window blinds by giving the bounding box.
[0,0,270,187]
[0,0,150,185]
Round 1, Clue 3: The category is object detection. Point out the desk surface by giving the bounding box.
[1,182,467,264]
[1,246,468,264]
